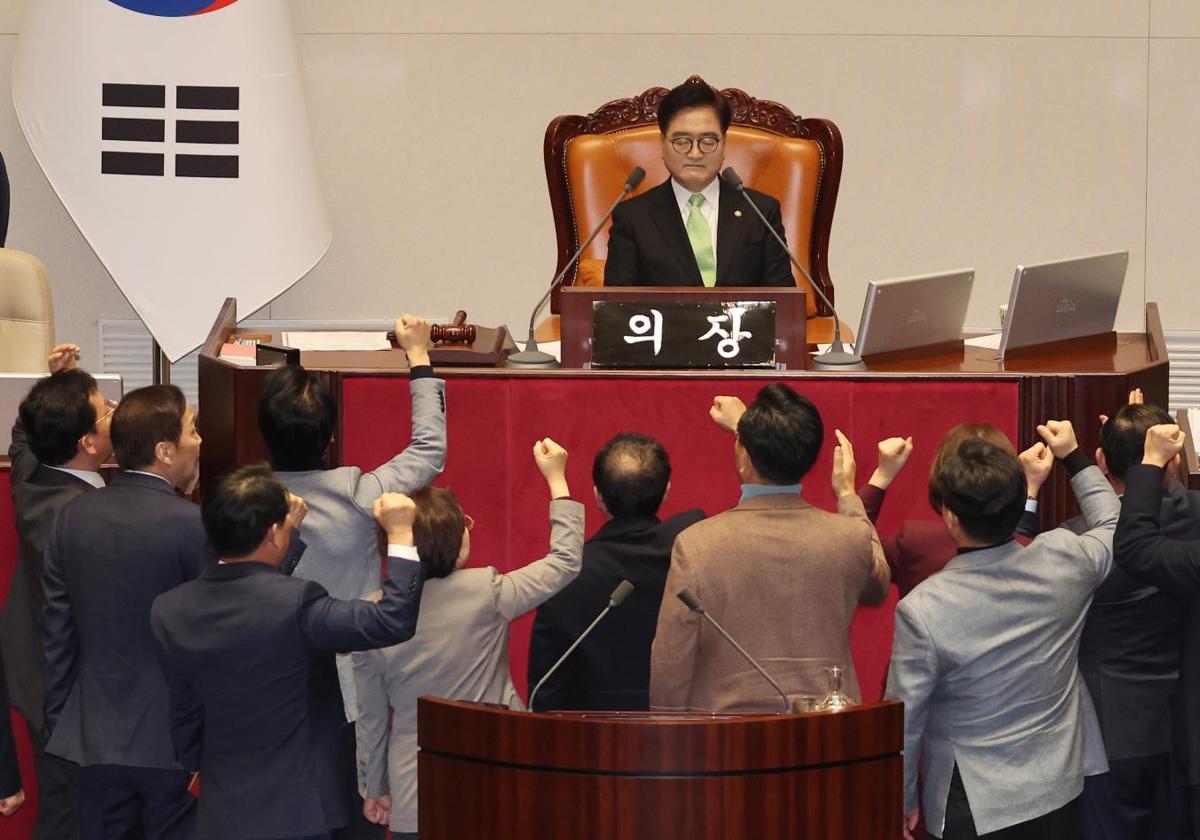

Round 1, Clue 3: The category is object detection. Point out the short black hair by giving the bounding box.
[18,369,99,467]
[736,384,824,484]
[938,437,1026,544]
[111,384,186,471]
[202,463,290,558]
[258,365,336,471]
[593,433,671,518]
[657,79,732,135]
[1100,403,1175,480]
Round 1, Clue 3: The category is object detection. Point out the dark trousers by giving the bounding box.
[938,764,1083,840]
[1081,754,1189,840]
[28,719,79,840]
[1190,785,1200,839]
[78,764,194,840]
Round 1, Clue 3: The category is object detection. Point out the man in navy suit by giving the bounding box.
[151,465,427,840]
[604,79,795,289]
[42,384,205,840]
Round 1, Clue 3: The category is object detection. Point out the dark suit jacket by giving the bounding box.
[0,628,20,800]
[150,555,425,839]
[1,419,97,731]
[1113,465,1200,786]
[1064,494,1182,762]
[41,471,207,768]
[527,509,705,712]
[604,178,795,287]
[0,151,8,247]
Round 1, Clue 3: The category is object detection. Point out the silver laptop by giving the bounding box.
[0,373,123,453]
[998,251,1128,358]
[853,269,975,357]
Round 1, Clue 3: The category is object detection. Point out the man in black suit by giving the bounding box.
[604,79,795,288]
[151,465,426,840]
[1,629,25,819]
[528,433,702,711]
[42,384,205,840]
[3,343,110,839]
[1113,419,1200,837]
[1062,402,1190,839]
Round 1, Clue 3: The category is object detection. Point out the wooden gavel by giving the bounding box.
[388,311,476,345]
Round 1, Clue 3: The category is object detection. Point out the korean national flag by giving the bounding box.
[12,0,331,361]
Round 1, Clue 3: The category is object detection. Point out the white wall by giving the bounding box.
[1,1,1196,365]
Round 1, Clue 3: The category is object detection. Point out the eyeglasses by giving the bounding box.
[670,135,722,155]
[464,514,475,532]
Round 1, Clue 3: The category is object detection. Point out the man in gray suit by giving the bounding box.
[257,313,445,838]
[887,420,1118,840]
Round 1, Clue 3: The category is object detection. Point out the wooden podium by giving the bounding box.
[417,698,903,839]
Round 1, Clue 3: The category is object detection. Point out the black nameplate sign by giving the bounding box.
[591,300,777,369]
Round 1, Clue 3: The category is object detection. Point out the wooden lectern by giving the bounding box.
[417,697,903,839]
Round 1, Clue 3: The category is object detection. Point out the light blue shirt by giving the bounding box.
[739,482,802,504]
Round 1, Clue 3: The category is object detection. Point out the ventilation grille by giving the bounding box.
[1167,331,1200,413]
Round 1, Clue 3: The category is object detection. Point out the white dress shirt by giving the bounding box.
[46,465,105,489]
[671,176,720,250]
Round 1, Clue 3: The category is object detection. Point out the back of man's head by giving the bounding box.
[18,369,99,466]
[657,79,732,134]
[736,384,823,484]
[202,463,289,559]
[593,433,671,519]
[938,437,1026,544]
[1100,403,1175,480]
[258,365,336,471]
[110,384,187,471]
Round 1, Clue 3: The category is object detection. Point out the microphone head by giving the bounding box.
[625,166,646,191]
[676,588,704,613]
[608,580,635,607]
[720,167,744,190]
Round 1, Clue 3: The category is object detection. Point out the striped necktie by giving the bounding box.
[686,193,716,287]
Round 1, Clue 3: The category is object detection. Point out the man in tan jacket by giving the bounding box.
[650,383,889,712]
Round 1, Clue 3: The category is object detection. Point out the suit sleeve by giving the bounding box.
[760,197,797,287]
[886,601,939,815]
[837,493,890,605]
[603,202,639,286]
[527,590,576,711]
[1067,463,1120,585]
[352,649,391,799]
[0,634,20,799]
[493,499,584,621]
[299,555,427,653]
[150,602,204,773]
[353,377,446,510]
[649,537,702,711]
[1115,464,1200,594]
[9,416,38,486]
[40,520,76,734]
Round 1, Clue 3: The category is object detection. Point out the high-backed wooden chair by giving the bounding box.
[544,77,844,335]
[0,248,55,372]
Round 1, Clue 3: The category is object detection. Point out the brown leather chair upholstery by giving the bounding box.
[544,77,843,320]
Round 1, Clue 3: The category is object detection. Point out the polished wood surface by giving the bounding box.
[559,286,809,370]
[417,698,902,840]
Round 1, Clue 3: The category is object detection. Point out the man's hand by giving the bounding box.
[902,809,920,840]
[363,795,391,826]
[374,493,417,545]
[48,343,80,374]
[285,492,308,531]
[1036,419,1078,459]
[868,436,913,490]
[1018,442,1054,497]
[395,314,432,368]
[0,789,25,817]
[1100,387,1144,425]
[1143,423,1185,468]
[709,395,747,433]
[533,438,570,498]
[831,429,856,498]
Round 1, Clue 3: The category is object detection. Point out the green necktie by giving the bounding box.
[686,193,716,287]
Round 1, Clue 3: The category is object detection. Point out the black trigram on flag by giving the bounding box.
[101,83,240,178]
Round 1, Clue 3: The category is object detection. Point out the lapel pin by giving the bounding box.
[734,209,743,218]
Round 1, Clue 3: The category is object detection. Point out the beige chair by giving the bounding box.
[0,248,54,372]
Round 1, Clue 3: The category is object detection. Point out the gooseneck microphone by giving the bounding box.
[675,588,791,713]
[506,167,647,369]
[719,167,862,369]
[527,580,635,711]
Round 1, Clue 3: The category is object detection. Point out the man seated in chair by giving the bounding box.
[604,79,795,288]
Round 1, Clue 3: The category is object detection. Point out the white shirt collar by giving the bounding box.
[45,465,105,489]
[124,469,174,488]
[671,176,721,219]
